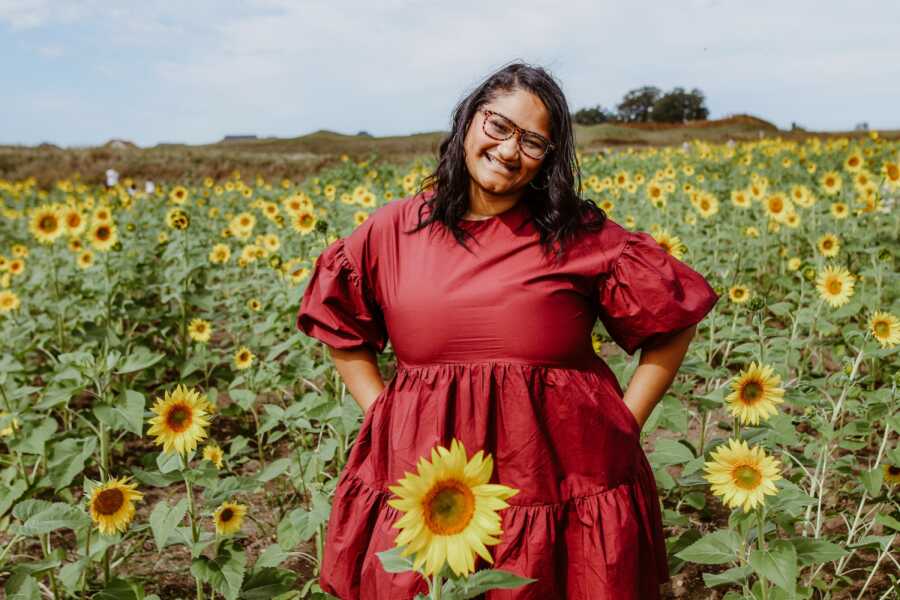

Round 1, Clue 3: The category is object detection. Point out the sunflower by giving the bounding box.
[77,250,95,269]
[29,204,64,244]
[884,464,900,486]
[651,230,685,260]
[763,193,790,222]
[704,438,782,513]
[881,162,900,187]
[820,171,842,195]
[387,438,519,577]
[744,226,760,238]
[261,233,280,252]
[188,318,212,343]
[868,311,900,349]
[730,189,751,208]
[88,477,144,535]
[11,244,27,258]
[829,202,849,219]
[165,208,190,230]
[816,265,856,308]
[147,384,211,455]
[843,151,863,172]
[354,211,370,226]
[62,206,87,236]
[0,290,21,313]
[816,233,840,257]
[787,257,802,272]
[726,362,785,425]
[203,443,224,468]
[7,259,24,277]
[169,185,189,205]
[728,285,751,304]
[292,211,317,235]
[0,411,20,436]
[213,501,247,535]
[92,206,112,223]
[246,298,262,312]
[209,243,231,264]
[233,346,254,370]
[90,222,118,252]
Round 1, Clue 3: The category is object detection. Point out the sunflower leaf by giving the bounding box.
[749,540,798,594]
[443,568,537,598]
[149,498,189,552]
[374,546,415,573]
[191,540,246,600]
[116,346,164,375]
[675,529,741,565]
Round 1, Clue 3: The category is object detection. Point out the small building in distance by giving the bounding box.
[222,134,258,142]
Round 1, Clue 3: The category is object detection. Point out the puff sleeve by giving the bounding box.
[296,238,389,353]
[596,230,720,356]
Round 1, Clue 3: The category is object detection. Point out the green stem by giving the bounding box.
[183,461,205,600]
[757,507,768,600]
[81,526,92,599]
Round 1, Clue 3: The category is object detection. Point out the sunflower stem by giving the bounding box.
[757,507,768,600]
[183,459,205,600]
[99,421,110,482]
[81,526,92,598]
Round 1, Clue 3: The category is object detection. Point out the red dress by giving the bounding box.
[296,191,720,600]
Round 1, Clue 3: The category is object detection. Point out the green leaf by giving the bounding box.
[116,389,146,437]
[788,538,848,565]
[859,465,883,497]
[442,568,537,598]
[116,346,165,374]
[375,546,415,573]
[649,438,695,467]
[11,419,57,455]
[239,567,297,599]
[13,502,90,536]
[93,577,147,600]
[149,498,189,552]
[675,529,741,565]
[4,571,41,600]
[156,451,185,474]
[875,513,900,533]
[229,389,257,411]
[43,437,97,492]
[0,480,28,516]
[254,544,289,569]
[703,565,753,587]
[256,458,291,483]
[749,540,798,594]
[191,541,246,600]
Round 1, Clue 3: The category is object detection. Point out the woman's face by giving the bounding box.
[463,87,552,199]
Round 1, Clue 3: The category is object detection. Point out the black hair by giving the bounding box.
[404,60,607,264]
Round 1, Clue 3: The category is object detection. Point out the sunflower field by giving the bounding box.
[0,133,898,600]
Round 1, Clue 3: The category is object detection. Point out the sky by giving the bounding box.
[2,0,899,148]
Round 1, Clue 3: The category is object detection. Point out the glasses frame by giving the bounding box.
[480,109,555,160]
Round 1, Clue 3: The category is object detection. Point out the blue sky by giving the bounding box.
[2,0,899,147]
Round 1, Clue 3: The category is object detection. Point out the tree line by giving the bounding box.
[573,86,709,125]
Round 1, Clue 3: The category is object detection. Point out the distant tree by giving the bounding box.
[651,87,709,123]
[356,130,372,137]
[854,122,869,131]
[616,86,661,122]
[572,105,616,125]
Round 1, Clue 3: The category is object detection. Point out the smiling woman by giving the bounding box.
[297,61,720,600]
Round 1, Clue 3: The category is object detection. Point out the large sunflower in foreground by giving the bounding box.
[147,384,210,455]
[704,438,782,513]
[816,265,855,308]
[29,204,64,244]
[88,477,144,535]
[726,362,785,425]
[387,438,519,577]
[868,311,900,349]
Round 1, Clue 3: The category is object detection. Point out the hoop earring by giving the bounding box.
[529,172,550,190]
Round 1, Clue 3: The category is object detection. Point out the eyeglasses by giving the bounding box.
[480,109,554,160]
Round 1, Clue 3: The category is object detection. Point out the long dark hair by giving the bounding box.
[404,61,607,264]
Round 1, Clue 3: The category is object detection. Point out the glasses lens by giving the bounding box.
[484,113,513,140]
[520,134,548,159]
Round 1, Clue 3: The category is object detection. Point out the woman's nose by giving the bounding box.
[495,136,520,160]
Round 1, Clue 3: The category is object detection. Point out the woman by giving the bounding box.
[296,62,719,599]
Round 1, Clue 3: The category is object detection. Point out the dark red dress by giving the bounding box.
[296,191,720,600]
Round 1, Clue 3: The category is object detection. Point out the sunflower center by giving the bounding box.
[68,215,81,227]
[732,465,762,490]
[887,164,899,180]
[40,216,58,232]
[889,466,900,476]
[220,508,234,522]
[165,404,192,432]
[874,321,889,337]
[823,240,833,249]
[741,381,764,404]
[97,227,110,241]
[422,479,475,535]
[95,488,125,515]
[827,279,843,294]
[300,215,313,227]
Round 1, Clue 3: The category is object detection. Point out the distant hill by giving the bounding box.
[1,115,896,187]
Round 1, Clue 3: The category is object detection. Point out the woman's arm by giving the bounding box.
[328,346,385,412]
[621,324,697,429]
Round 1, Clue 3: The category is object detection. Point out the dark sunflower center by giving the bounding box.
[827,279,843,294]
[220,508,234,522]
[300,215,313,227]
[823,240,833,249]
[97,227,110,241]
[742,381,763,403]
[40,216,58,231]
[95,488,125,515]
[889,466,900,476]
[166,405,192,432]
[887,165,899,180]
[422,479,475,535]
[874,321,889,336]
[733,465,762,490]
